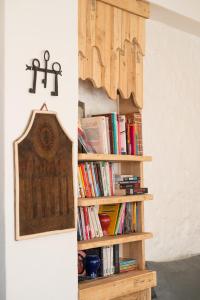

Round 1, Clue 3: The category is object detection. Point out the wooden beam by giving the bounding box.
[98,0,150,19]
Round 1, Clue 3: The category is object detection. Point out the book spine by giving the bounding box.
[117,115,121,155]
[90,162,98,197]
[109,163,114,196]
[130,124,135,155]
[83,207,90,239]
[87,207,95,239]
[90,206,99,237]
[111,112,118,154]
[80,163,91,198]
[96,163,104,196]
[85,162,95,197]
[94,206,103,237]
[113,245,120,274]
[105,162,111,196]
[80,207,86,240]
[119,115,127,154]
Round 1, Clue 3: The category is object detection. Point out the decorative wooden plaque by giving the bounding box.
[14,110,75,240]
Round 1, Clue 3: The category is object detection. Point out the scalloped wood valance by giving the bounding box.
[78,0,149,109]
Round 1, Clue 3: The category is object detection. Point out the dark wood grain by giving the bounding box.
[17,113,75,236]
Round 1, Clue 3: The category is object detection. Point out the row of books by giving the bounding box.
[99,203,138,235]
[78,245,137,281]
[78,206,103,241]
[77,203,138,241]
[79,112,143,155]
[78,163,148,198]
[78,162,115,198]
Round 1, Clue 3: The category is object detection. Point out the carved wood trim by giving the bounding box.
[79,0,148,108]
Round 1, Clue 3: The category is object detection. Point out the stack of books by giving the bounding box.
[78,245,137,281]
[78,206,103,241]
[115,174,148,196]
[78,162,115,198]
[79,112,143,155]
[119,258,137,273]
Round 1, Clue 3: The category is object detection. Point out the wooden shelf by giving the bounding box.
[78,232,152,250]
[78,153,152,162]
[78,194,153,206]
[79,270,157,300]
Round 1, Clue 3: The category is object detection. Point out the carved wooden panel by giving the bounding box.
[78,0,149,108]
[14,110,75,240]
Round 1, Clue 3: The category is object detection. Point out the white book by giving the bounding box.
[105,117,111,154]
[100,162,109,196]
[87,207,95,239]
[80,207,86,240]
[107,247,111,276]
[110,246,114,275]
[94,206,103,237]
[90,206,100,237]
[105,162,111,196]
[103,247,108,276]
[119,115,127,154]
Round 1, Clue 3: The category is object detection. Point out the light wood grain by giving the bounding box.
[79,270,156,300]
[98,0,150,18]
[78,194,153,206]
[114,288,151,300]
[78,0,147,107]
[78,153,152,162]
[78,232,153,250]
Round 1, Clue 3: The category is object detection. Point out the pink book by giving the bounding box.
[130,124,135,155]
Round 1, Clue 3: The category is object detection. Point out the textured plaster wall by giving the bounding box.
[0,0,6,299]
[79,15,200,261]
[3,0,78,299]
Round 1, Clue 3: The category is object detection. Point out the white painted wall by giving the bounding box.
[150,0,200,23]
[2,0,78,299]
[79,7,200,261]
[0,0,6,298]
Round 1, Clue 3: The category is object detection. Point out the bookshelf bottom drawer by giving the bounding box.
[113,288,151,300]
[79,270,156,300]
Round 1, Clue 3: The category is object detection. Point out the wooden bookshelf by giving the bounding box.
[79,270,157,300]
[78,153,152,162]
[78,0,156,298]
[78,194,153,206]
[78,232,153,250]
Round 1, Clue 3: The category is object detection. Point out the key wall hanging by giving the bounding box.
[14,104,75,240]
[26,50,62,96]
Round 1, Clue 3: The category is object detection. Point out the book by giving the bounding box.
[99,204,120,235]
[78,127,96,153]
[118,115,127,154]
[113,245,120,274]
[81,116,109,154]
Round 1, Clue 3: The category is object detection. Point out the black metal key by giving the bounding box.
[51,62,61,96]
[29,59,40,94]
[42,50,50,88]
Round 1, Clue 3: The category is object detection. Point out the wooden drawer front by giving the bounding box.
[114,288,151,300]
[79,271,156,300]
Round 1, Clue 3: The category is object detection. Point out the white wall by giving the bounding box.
[150,0,200,23]
[0,0,6,298]
[79,7,200,261]
[3,0,78,299]
[144,17,200,261]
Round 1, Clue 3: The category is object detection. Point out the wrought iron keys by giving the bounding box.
[29,59,40,94]
[42,50,50,88]
[51,62,61,96]
[26,50,62,96]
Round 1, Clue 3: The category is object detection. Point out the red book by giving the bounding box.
[83,207,90,240]
[117,115,121,154]
[129,124,135,155]
[80,163,92,198]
